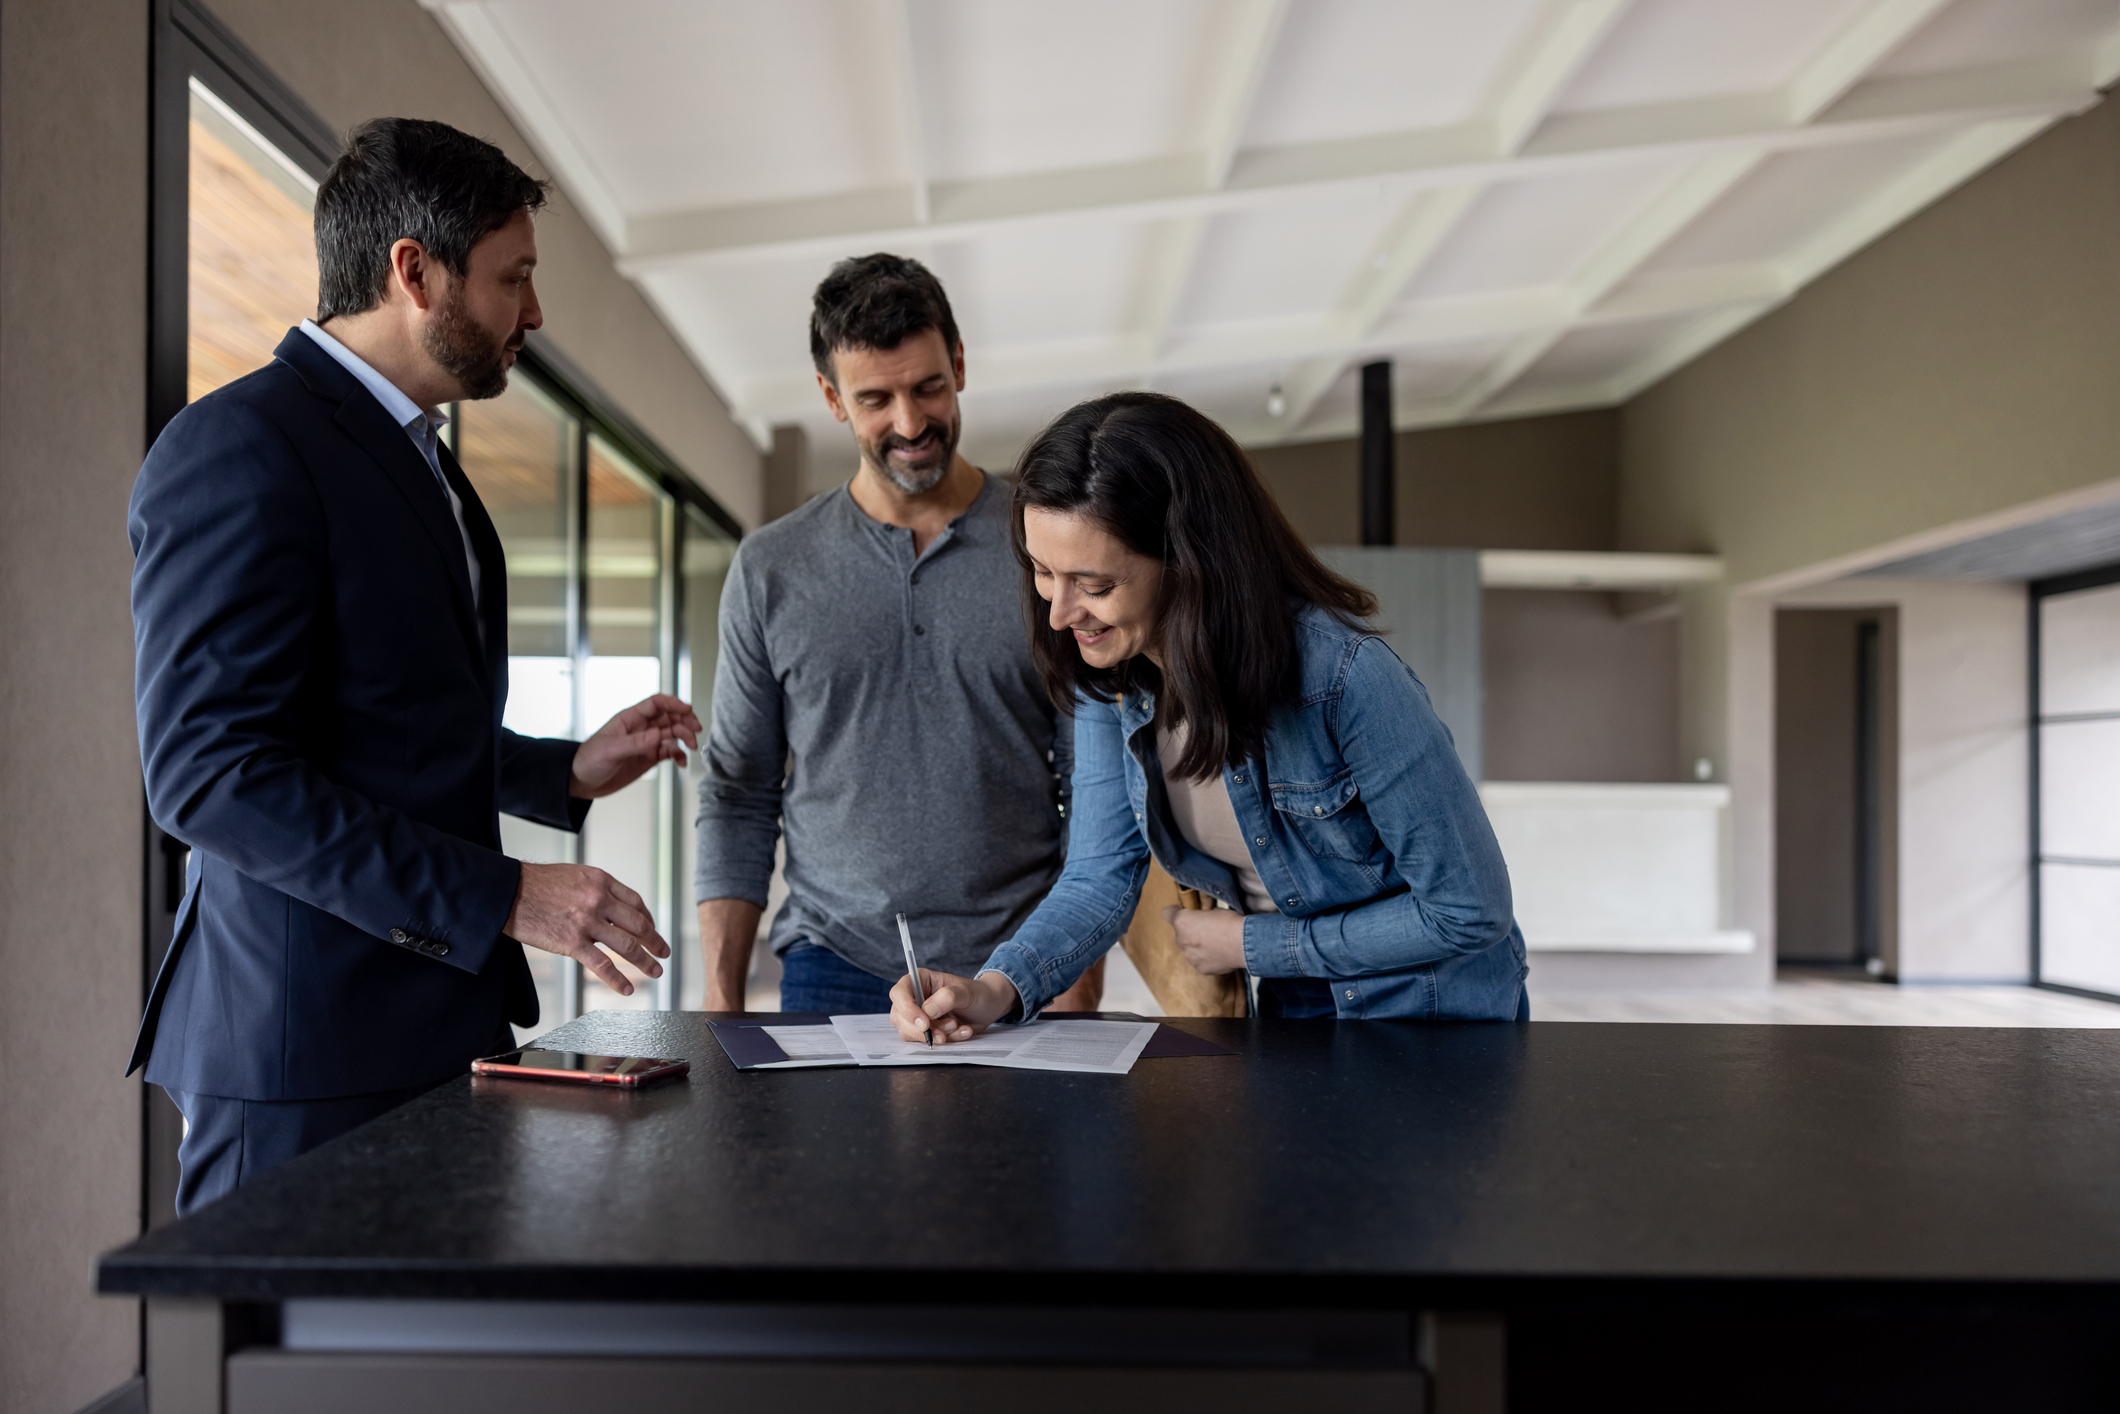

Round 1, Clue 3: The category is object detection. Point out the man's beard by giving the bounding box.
[424,284,519,401]
[862,413,961,494]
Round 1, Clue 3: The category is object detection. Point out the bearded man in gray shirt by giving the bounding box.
[694,253,1098,1013]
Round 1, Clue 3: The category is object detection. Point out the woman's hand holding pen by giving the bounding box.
[889,968,1017,1044]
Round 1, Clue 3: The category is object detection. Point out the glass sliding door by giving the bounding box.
[452,379,583,1036]
[2034,569,2120,1000]
[581,435,677,1012]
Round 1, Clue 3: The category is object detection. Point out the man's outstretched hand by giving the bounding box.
[505,862,670,996]
[569,693,702,800]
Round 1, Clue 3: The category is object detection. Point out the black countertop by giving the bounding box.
[99,1013,2120,1311]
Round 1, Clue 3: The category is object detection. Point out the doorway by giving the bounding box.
[1774,608,1899,973]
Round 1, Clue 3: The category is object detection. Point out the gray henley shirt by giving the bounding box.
[694,473,1071,981]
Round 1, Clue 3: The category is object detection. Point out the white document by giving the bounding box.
[827,1014,1158,1075]
[752,1024,857,1069]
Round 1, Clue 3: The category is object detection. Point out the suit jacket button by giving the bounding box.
[428,940,450,957]
[389,928,410,945]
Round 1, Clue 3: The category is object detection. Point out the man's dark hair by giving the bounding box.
[808,253,961,382]
[1012,392,1378,781]
[313,118,548,321]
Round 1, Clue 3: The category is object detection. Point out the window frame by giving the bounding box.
[2028,559,2120,1003]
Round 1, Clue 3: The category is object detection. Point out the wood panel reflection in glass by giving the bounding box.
[187,78,316,401]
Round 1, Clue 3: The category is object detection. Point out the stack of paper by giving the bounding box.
[751,1016,1159,1075]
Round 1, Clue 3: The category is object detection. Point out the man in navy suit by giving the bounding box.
[129,118,701,1215]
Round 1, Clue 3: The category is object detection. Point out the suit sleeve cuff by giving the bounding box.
[398,851,519,975]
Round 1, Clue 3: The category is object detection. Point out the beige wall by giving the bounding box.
[1483,590,1679,784]
[209,0,765,529]
[1253,408,1618,550]
[0,4,152,1412]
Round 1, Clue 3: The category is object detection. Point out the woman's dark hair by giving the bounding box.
[808,252,961,382]
[314,118,548,321]
[1012,392,1377,780]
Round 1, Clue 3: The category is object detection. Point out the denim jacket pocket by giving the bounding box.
[1268,768,1374,863]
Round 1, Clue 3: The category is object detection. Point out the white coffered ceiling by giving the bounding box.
[423,0,2120,478]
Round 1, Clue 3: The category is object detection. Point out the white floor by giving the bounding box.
[1531,972,2120,1026]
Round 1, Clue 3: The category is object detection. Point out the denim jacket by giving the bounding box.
[983,603,1528,1020]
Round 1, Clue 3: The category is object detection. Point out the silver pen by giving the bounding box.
[897,912,934,1047]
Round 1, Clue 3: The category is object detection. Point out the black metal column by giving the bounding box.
[1360,359,1394,545]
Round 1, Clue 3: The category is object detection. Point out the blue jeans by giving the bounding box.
[779,942,896,1014]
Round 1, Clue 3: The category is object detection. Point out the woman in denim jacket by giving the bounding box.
[891,392,1528,1040]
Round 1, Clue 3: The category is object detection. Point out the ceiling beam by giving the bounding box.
[1491,0,1637,154]
[1314,110,2067,438]
[1264,0,1633,436]
[421,0,631,255]
[1445,0,1964,419]
[617,51,2100,273]
[1131,0,1291,373]
[1594,112,2057,411]
[1200,0,1293,191]
[1261,354,1350,443]
[729,259,1790,423]
[1786,0,1955,124]
[1264,185,1482,435]
[892,0,936,225]
[1450,148,1763,419]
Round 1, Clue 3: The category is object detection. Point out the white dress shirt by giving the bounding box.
[299,319,482,615]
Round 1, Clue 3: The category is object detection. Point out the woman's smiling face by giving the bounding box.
[1021,507,1165,670]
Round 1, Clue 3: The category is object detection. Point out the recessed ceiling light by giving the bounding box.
[1266,383,1286,418]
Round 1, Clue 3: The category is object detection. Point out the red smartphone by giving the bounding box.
[470,1048,690,1087]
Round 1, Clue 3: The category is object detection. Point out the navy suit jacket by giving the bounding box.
[128,328,587,1101]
